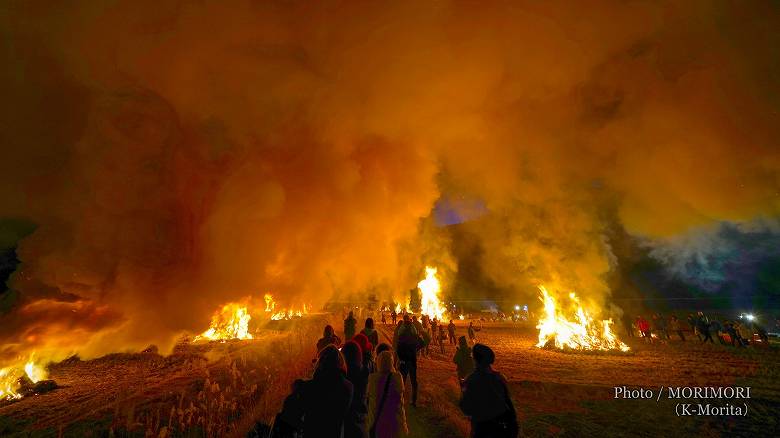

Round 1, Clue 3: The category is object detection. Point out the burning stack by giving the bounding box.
[1,357,57,401]
[535,286,629,353]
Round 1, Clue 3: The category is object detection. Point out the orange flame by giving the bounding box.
[418,266,446,320]
[194,303,253,341]
[535,285,629,352]
[0,354,47,400]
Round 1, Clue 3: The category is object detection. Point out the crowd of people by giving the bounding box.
[627,311,771,347]
[270,311,518,437]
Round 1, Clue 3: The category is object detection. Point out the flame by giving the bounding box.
[1,355,48,400]
[270,303,309,320]
[264,294,275,312]
[535,285,629,352]
[418,266,446,320]
[194,303,253,341]
[459,314,465,320]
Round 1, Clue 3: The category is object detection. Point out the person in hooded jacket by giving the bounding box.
[367,351,408,438]
[299,345,353,438]
[360,318,380,350]
[459,344,518,438]
[353,333,375,373]
[342,341,370,438]
[317,325,343,353]
[453,336,475,390]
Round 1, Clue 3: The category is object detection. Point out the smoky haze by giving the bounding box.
[0,1,778,364]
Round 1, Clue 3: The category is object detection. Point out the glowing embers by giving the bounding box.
[1,356,48,400]
[195,303,253,341]
[535,285,629,352]
[418,266,446,320]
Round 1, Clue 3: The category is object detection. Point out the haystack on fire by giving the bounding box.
[1,1,779,436]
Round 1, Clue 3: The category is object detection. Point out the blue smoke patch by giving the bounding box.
[433,196,487,226]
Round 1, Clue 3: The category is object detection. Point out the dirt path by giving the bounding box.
[376,323,470,438]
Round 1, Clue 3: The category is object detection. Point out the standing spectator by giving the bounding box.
[391,309,397,326]
[669,315,685,341]
[468,321,477,344]
[353,333,375,374]
[453,336,475,389]
[394,314,420,407]
[360,318,380,350]
[345,311,358,340]
[448,320,457,345]
[272,379,305,437]
[317,325,342,353]
[367,351,408,438]
[459,344,518,438]
[342,341,369,438]
[299,346,353,438]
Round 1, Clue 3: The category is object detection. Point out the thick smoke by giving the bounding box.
[1,1,778,364]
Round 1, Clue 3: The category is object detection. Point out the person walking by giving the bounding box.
[468,321,477,344]
[669,315,685,341]
[353,333,375,374]
[317,325,343,353]
[448,320,457,345]
[636,316,651,341]
[345,311,358,341]
[367,351,408,438]
[299,345,354,438]
[394,314,419,407]
[360,318,380,350]
[453,336,475,390]
[343,341,370,438]
[391,309,397,326]
[459,344,518,438]
[697,314,714,344]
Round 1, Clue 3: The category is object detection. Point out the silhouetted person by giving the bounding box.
[448,320,457,345]
[709,319,726,344]
[317,325,342,353]
[697,313,714,343]
[345,311,358,340]
[353,333,375,374]
[460,344,518,438]
[453,336,474,390]
[368,351,408,438]
[468,321,477,343]
[342,341,369,438]
[669,315,685,341]
[394,314,419,406]
[381,311,387,326]
[653,314,670,340]
[725,322,743,347]
[299,345,353,438]
[376,342,392,357]
[272,379,305,437]
[391,309,397,325]
[360,318,379,350]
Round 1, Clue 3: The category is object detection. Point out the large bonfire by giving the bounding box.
[418,266,447,320]
[536,285,629,352]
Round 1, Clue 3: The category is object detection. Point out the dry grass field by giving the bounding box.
[2,318,778,437]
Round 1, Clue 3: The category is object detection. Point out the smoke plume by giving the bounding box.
[0,1,778,364]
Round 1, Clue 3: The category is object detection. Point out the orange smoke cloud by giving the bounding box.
[0,1,778,366]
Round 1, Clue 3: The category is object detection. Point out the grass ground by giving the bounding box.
[2,317,778,437]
